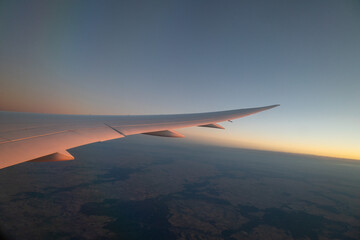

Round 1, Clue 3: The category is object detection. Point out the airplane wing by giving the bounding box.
[0,105,279,169]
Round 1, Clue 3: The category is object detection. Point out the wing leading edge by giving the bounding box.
[0,104,279,169]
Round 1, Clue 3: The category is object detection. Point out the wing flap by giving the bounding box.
[198,123,225,129]
[29,150,75,162]
[142,130,185,138]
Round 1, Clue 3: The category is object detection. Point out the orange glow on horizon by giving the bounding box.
[182,129,360,161]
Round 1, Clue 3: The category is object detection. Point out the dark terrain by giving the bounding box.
[0,136,359,240]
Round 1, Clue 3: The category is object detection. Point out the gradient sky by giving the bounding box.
[0,0,359,160]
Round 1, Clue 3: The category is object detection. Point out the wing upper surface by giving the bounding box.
[0,104,279,169]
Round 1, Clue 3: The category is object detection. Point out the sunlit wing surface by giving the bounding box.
[0,105,279,169]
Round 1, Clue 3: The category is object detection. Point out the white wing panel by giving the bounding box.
[0,105,279,169]
[0,125,123,169]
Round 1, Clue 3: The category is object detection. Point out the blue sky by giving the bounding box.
[0,0,359,159]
